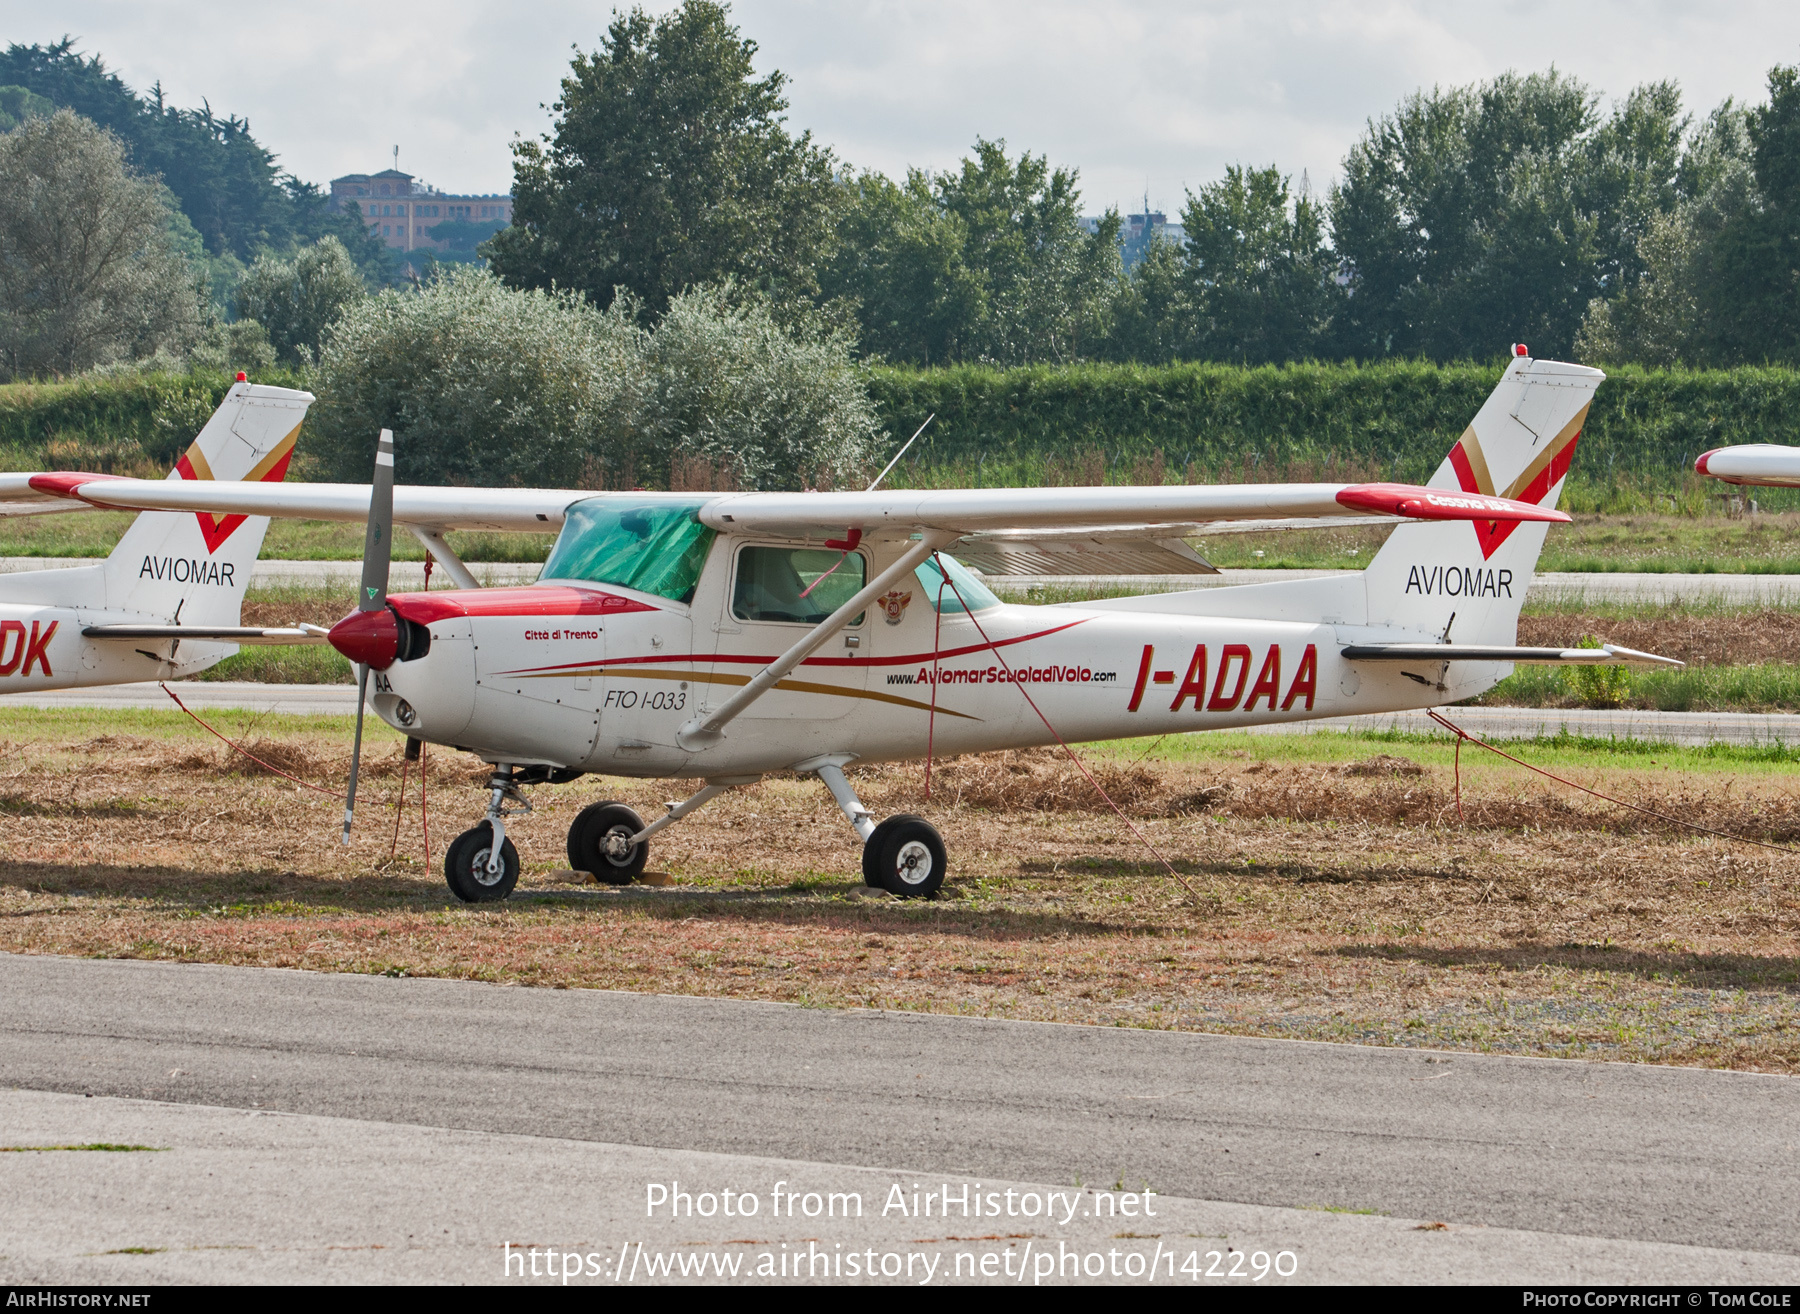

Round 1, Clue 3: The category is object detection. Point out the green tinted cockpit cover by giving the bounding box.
[541,498,715,603]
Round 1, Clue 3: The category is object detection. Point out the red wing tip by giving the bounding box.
[1337,482,1568,523]
[1694,449,1717,475]
[27,471,128,499]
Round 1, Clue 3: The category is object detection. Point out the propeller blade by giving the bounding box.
[358,428,396,612]
[343,663,370,846]
[344,428,394,844]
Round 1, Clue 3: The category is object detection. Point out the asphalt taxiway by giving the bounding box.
[2,953,1796,1283]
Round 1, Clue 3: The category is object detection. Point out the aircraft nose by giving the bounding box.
[329,608,398,670]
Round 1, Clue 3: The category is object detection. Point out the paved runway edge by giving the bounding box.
[3,953,1796,1263]
[4,1088,1794,1285]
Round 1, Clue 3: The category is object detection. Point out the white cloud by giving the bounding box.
[5,0,1797,213]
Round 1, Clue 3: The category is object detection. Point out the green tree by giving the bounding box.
[933,139,1122,364]
[308,266,642,486]
[0,110,200,379]
[486,1,838,317]
[1575,102,1756,365]
[233,236,366,364]
[1181,165,1338,363]
[1330,71,1684,360]
[638,282,882,488]
[1103,233,1196,362]
[1698,66,1800,362]
[819,170,984,364]
[308,267,881,490]
[0,84,51,131]
[0,40,385,273]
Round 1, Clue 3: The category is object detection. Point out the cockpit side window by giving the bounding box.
[732,545,868,625]
[540,498,715,603]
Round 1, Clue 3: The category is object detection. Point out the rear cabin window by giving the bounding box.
[733,546,867,625]
[539,498,715,603]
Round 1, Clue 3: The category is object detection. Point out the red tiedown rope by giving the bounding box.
[1426,709,1799,855]
[932,555,1203,900]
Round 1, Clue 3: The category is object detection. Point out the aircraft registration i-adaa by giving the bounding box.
[14,349,1680,903]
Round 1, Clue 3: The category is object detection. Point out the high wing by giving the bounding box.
[955,515,1400,576]
[1695,445,1800,487]
[12,474,1570,536]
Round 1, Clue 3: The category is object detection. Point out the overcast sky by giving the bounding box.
[8,1,1800,214]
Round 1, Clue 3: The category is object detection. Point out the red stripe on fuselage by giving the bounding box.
[389,586,659,623]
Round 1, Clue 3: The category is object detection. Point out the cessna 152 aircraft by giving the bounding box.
[2,350,1678,902]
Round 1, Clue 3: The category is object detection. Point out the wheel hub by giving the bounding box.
[602,826,634,864]
[470,847,505,886]
[894,839,933,885]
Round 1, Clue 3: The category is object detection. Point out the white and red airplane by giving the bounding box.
[0,378,318,688]
[7,349,1677,902]
[1695,444,1800,488]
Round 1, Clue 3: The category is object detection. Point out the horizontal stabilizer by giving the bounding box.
[1341,642,1682,668]
[83,623,331,646]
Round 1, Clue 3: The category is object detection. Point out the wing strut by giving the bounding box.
[407,526,480,590]
[676,530,955,751]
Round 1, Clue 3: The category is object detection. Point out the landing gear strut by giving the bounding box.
[799,753,947,898]
[444,764,547,903]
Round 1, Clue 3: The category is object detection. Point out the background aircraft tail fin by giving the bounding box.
[103,381,314,630]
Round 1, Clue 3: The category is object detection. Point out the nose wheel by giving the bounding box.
[863,814,946,897]
[444,823,519,902]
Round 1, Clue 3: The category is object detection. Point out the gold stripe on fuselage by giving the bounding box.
[533,664,982,720]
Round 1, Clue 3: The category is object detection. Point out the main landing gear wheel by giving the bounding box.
[864,815,946,898]
[444,823,519,903]
[568,801,648,885]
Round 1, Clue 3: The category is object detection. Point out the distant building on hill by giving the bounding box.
[328,168,513,257]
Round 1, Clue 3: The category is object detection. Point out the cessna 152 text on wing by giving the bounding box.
[7,349,1678,902]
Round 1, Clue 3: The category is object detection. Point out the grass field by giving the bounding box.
[0,708,1794,1074]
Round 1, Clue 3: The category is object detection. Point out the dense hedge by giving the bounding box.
[0,370,309,470]
[6,361,1800,490]
[865,360,1800,485]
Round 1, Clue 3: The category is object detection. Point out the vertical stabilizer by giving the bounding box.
[1361,353,1602,693]
[100,382,313,671]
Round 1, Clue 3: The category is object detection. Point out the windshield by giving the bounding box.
[540,498,715,603]
[914,554,1002,614]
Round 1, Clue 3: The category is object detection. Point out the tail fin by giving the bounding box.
[1362,354,1601,668]
[103,381,312,633]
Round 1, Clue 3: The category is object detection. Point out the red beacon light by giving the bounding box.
[1512,343,1529,358]
[235,371,247,382]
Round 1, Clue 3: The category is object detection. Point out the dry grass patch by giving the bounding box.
[0,717,1795,1072]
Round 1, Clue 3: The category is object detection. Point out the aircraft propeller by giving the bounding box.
[338,428,395,845]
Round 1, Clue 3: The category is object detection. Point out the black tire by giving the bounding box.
[866,816,946,898]
[860,814,918,887]
[568,802,648,885]
[444,823,519,903]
